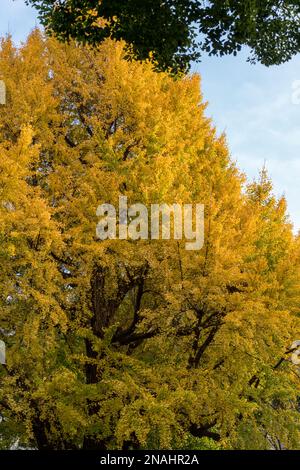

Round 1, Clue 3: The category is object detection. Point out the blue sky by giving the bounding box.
[1,0,300,231]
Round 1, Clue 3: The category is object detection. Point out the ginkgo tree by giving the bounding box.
[0,30,299,450]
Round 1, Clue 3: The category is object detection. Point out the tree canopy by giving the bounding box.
[26,1,300,72]
[0,31,300,449]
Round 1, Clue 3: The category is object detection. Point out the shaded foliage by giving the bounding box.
[26,1,300,73]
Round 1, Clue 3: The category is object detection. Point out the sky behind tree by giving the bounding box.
[1,0,300,231]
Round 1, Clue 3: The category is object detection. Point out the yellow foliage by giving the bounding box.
[0,30,299,450]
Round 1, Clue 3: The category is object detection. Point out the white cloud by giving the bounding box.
[0,0,39,44]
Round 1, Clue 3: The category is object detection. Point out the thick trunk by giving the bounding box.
[82,265,138,449]
[32,418,52,450]
[82,263,148,449]
[32,416,77,450]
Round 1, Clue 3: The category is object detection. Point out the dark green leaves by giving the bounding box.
[26,1,300,72]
